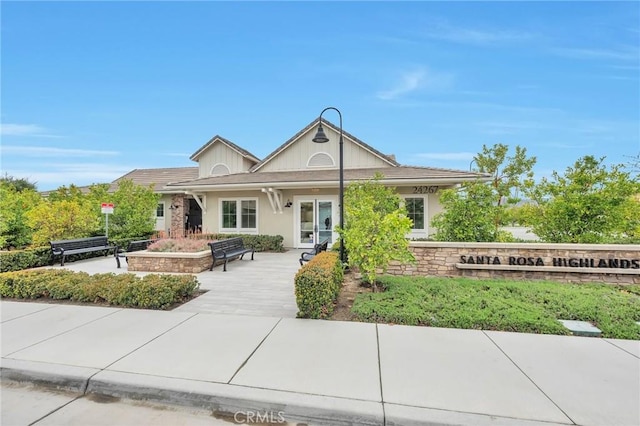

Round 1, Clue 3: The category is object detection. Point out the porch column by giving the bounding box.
[170,194,187,238]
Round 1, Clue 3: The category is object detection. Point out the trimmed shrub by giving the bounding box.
[0,270,199,310]
[0,247,53,272]
[295,251,343,319]
[192,233,284,252]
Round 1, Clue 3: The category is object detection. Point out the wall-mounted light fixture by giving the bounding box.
[284,199,292,208]
[169,204,180,210]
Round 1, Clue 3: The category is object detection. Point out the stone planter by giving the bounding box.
[126,250,211,273]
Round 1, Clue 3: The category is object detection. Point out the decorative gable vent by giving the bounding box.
[307,152,335,168]
[210,163,230,176]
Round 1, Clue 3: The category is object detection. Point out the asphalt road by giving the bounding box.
[1,382,291,426]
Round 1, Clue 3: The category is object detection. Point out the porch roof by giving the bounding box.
[162,166,491,192]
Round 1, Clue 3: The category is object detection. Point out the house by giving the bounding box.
[115,117,488,249]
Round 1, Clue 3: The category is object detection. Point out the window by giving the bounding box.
[307,152,335,168]
[405,197,425,230]
[156,203,165,218]
[241,200,256,228]
[220,199,258,232]
[211,163,230,176]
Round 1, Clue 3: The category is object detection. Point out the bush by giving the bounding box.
[191,233,284,252]
[294,251,343,319]
[0,270,199,310]
[0,247,52,272]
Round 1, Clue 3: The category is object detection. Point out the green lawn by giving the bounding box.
[351,276,640,340]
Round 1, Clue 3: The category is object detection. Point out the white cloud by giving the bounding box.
[377,68,453,100]
[415,152,476,161]
[421,21,534,46]
[1,145,119,157]
[551,46,639,61]
[0,123,60,138]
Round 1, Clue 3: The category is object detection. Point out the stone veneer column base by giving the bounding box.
[126,250,211,274]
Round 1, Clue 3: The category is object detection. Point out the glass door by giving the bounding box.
[297,198,336,248]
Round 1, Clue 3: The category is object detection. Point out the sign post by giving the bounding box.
[101,203,114,238]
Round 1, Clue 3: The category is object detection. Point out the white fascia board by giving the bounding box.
[161,176,489,192]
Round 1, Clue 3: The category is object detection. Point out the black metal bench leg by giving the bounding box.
[223,259,227,272]
[116,256,121,268]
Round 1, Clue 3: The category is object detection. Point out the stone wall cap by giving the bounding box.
[410,241,640,251]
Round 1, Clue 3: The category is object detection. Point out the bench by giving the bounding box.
[299,238,330,266]
[115,239,157,268]
[208,237,255,272]
[50,236,116,267]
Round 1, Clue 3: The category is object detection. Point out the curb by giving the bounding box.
[1,362,383,426]
[1,361,573,426]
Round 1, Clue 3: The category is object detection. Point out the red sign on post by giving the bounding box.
[101,203,114,214]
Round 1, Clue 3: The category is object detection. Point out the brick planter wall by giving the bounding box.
[126,250,211,273]
[386,242,640,284]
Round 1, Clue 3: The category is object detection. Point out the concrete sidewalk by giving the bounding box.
[1,301,638,426]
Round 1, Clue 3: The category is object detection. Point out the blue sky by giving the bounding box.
[1,1,638,191]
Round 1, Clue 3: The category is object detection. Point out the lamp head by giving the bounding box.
[312,124,330,143]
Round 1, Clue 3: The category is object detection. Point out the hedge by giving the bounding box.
[0,247,52,272]
[0,269,200,310]
[193,233,285,252]
[294,251,343,319]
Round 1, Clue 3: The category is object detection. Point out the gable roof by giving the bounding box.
[114,167,199,191]
[249,118,399,172]
[190,135,260,163]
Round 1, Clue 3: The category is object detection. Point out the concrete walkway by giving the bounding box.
[1,300,639,425]
[44,249,303,318]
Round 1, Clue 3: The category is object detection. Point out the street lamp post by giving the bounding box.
[311,107,345,265]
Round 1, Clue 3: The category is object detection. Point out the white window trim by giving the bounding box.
[402,195,428,238]
[306,152,336,168]
[156,202,165,218]
[219,197,259,234]
[210,163,231,176]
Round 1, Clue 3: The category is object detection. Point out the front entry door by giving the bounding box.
[296,198,337,249]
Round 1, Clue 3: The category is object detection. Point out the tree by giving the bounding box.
[472,143,537,232]
[108,180,160,241]
[527,156,640,243]
[26,199,99,246]
[0,174,37,192]
[431,182,501,242]
[625,152,640,176]
[341,174,415,285]
[0,182,41,249]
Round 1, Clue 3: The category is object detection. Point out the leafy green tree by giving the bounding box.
[107,179,160,241]
[26,199,99,246]
[0,183,42,249]
[0,174,37,192]
[625,153,640,176]
[341,174,415,285]
[527,156,640,243]
[472,143,537,231]
[431,182,501,242]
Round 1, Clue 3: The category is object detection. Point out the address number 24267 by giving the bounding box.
[413,186,439,194]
